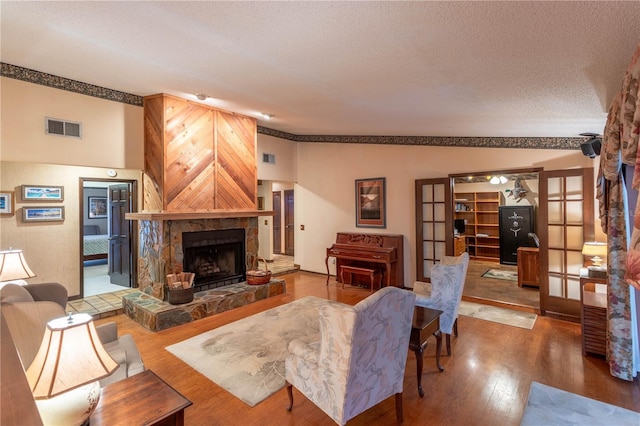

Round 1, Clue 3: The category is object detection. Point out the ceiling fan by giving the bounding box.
[579,132,602,158]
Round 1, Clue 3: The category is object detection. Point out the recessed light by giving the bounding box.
[195,94,207,101]
[260,113,273,120]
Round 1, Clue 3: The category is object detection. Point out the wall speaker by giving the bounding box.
[580,138,601,158]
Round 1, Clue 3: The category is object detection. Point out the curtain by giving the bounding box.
[599,43,640,381]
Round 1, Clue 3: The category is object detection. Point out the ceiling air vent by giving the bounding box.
[262,153,276,164]
[45,117,82,139]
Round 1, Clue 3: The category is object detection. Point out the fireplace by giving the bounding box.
[182,228,246,291]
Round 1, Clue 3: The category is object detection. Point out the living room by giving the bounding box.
[2,2,640,424]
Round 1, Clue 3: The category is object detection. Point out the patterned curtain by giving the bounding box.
[600,43,640,381]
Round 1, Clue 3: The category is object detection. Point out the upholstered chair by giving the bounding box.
[285,286,416,425]
[0,283,144,386]
[413,252,469,355]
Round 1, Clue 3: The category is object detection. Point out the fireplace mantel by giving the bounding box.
[126,210,274,221]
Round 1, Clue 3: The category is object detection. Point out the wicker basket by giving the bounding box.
[246,258,272,285]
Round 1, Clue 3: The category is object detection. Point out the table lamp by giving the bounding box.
[582,242,607,278]
[26,313,118,426]
[0,248,36,285]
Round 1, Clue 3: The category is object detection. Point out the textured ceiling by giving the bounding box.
[2,1,640,138]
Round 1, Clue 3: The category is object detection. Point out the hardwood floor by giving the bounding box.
[96,271,640,425]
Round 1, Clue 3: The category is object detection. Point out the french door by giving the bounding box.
[415,168,594,320]
[415,178,453,280]
[539,168,594,320]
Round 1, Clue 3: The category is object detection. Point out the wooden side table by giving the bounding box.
[517,247,539,288]
[580,276,608,357]
[91,370,192,426]
[409,306,444,398]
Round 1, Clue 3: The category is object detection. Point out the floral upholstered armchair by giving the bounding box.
[284,286,416,425]
[414,252,469,355]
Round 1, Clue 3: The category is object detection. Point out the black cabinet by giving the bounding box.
[499,206,534,265]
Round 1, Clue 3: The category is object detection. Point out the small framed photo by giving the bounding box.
[355,177,386,228]
[0,191,14,215]
[22,185,64,201]
[88,196,108,218]
[22,206,65,222]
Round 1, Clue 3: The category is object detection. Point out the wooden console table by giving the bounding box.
[91,370,192,426]
[517,247,539,288]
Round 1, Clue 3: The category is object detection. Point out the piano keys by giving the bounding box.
[326,232,404,288]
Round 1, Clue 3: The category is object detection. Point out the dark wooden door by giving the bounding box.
[108,184,132,287]
[284,189,295,256]
[272,191,282,254]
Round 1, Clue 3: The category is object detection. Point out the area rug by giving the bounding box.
[165,296,329,407]
[520,381,640,425]
[459,300,536,329]
[481,268,518,282]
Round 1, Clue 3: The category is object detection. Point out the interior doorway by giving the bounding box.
[80,178,137,297]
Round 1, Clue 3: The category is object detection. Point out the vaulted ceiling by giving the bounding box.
[2,1,640,139]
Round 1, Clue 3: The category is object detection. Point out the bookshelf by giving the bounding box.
[454,191,504,261]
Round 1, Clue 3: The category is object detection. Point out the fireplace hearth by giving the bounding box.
[183,228,246,291]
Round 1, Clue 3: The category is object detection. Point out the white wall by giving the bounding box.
[293,142,594,286]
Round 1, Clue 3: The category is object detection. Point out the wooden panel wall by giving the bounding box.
[143,95,165,211]
[143,94,257,212]
[216,111,257,210]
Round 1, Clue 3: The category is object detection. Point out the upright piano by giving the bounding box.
[325,232,404,288]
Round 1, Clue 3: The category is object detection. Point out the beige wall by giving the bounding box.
[1,77,601,294]
[1,77,143,168]
[292,143,595,286]
[0,161,142,296]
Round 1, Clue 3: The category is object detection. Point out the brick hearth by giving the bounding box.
[122,279,285,331]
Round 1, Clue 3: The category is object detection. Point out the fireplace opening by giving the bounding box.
[182,228,246,291]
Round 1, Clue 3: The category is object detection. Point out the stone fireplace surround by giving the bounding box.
[136,216,260,294]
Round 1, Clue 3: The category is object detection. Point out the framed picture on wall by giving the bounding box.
[88,196,108,218]
[22,206,65,222]
[21,185,64,201]
[355,177,386,228]
[0,191,14,215]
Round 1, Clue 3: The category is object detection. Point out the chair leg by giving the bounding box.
[286,381,294,412]
[446,333,451,356]
[453,318,458,337]
[395,392,404,424]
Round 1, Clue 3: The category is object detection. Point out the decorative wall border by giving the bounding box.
[1,63,143,106]
[2,63,583,150]
[257,126,582,149]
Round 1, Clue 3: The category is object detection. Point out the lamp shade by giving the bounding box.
[0,249,36,281]
[26,313,117,399]
[582,242,607,257]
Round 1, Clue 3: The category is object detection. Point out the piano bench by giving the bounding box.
[340,265,382,293]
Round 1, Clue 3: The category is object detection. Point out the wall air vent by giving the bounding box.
[45,117,82,139]
[262,153,276,164]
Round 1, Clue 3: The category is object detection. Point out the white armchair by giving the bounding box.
[284,286,416,425]
[414,252,469,355]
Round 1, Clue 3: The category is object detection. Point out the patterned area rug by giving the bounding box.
[459,301,536,329]
[481,268,518,282]
[520,382,640,425]
[165,296,328,407]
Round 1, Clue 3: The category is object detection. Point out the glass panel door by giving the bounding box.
[415,178,452,281]
[539,169,594,320]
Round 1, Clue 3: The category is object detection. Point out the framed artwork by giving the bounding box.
[88,197,108,218]
[22,206,65,222]
[0,191,14,215]
[21,185,64,201]
[355,177,386,228]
